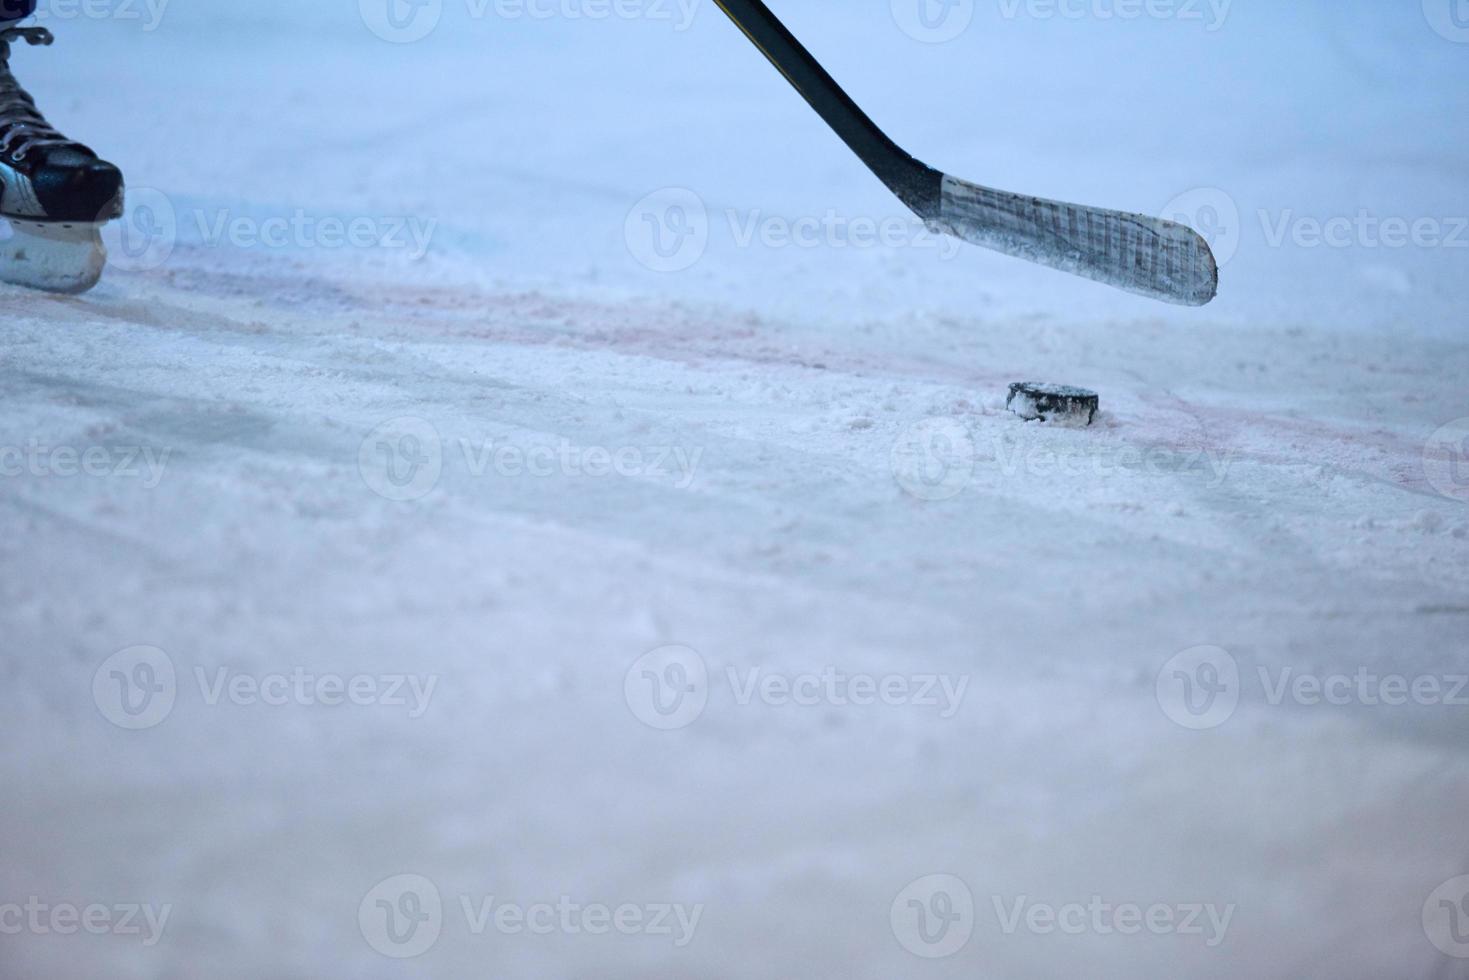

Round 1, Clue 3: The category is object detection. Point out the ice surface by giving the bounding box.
[1,2,1467,978]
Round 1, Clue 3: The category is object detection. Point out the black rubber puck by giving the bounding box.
[1007,383,1100,426]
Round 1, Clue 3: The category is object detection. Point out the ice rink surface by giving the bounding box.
[2,1,1468,977]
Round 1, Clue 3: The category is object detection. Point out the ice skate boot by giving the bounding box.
[0,26,124,294]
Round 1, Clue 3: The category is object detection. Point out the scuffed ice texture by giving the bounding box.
[932,176,1218,306]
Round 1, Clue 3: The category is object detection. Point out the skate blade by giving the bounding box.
[0,218,107,295]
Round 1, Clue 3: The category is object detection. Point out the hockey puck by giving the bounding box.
[1007,383,1100,426]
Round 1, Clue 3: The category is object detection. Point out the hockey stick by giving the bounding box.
[710,0,1218,306]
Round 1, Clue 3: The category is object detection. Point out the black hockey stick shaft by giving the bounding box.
[711,0,940,216]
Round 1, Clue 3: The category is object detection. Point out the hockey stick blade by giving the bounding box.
[929,175,1218,306]
[711,0,1218,306]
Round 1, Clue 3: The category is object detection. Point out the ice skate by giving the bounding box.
[0,26,123,294]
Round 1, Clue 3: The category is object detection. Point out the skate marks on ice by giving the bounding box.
[191,265,1469,505]
[1133,386,1456,501]
[7,258,1465,599]
[24,255,1469,519]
